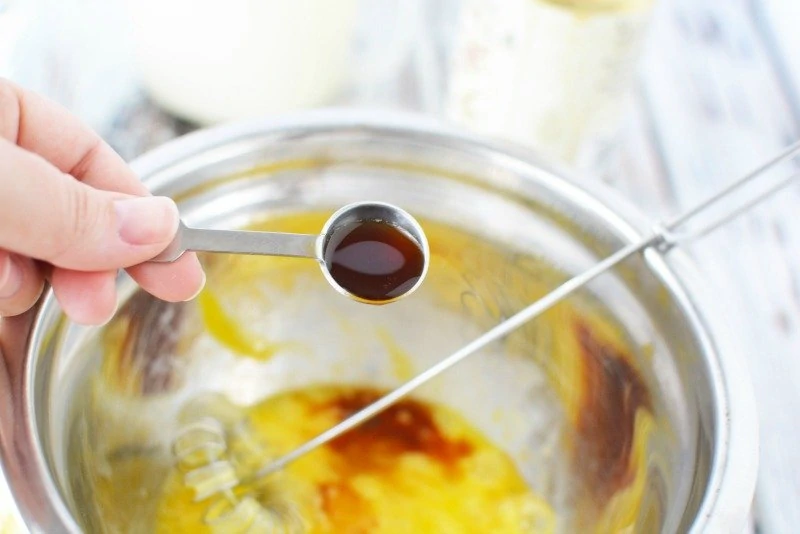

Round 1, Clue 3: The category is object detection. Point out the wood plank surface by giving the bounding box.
[630,1,800,532]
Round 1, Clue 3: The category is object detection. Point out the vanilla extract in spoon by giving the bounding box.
[151,201,430,304]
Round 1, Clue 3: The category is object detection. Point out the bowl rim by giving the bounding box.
[0,108,758,533]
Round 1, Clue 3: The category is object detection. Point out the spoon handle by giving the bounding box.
[150,222,320,262]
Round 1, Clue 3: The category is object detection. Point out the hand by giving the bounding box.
[0,79,205,325]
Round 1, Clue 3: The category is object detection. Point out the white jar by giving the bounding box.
[123,0,362,125]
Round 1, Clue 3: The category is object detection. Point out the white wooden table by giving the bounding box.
[623,2,800,532]
[1,0,799,532]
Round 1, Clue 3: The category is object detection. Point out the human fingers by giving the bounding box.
[127,254,206,303]
[50,269,117,325]
[0,139,179,271]
[0,79,205,301]
[0,250,44,318]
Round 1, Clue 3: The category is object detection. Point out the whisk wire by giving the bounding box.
[172,412,304,531]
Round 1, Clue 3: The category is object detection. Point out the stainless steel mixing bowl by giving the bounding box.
[0,111,757,533]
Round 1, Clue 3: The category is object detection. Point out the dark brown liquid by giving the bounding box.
[317,388,473,528]
[324,388,473,472]
[573,321,651,503]
[324,220,425,303]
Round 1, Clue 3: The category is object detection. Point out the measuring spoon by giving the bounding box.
[150,201,430,304]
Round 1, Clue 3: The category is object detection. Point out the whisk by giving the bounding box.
[172,403,305,532]
[173,139,800,527]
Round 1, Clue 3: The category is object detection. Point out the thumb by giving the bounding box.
[0,139,178,271]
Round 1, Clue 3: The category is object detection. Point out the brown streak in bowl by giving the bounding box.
[313,388,474,529]
[115,293,187,395]
[574,322,651,503]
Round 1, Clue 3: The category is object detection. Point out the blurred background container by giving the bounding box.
[1,0,800,532]
[118,0,659,171]
[445,0,657,169]
[1,0,660,172]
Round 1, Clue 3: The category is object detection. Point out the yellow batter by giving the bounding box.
[155,386,555,533]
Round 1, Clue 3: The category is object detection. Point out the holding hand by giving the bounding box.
[0,79,205,325]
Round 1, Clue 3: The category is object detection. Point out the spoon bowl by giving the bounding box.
[318,201,430,304]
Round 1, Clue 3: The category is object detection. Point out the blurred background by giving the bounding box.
[0,0,799,532]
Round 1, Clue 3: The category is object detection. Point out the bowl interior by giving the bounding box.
[29,125,719,533]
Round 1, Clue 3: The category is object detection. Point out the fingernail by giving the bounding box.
[114,197,179,246]
[0,254,22,299]
[183,269,207,302]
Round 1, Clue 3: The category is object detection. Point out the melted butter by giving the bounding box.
[197,289,286,360]
[194,216,326,361]
[154,386,556,533]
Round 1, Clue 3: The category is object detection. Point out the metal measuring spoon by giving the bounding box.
[150,201,430,303]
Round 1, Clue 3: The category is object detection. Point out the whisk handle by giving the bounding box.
[658,140,800,248]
